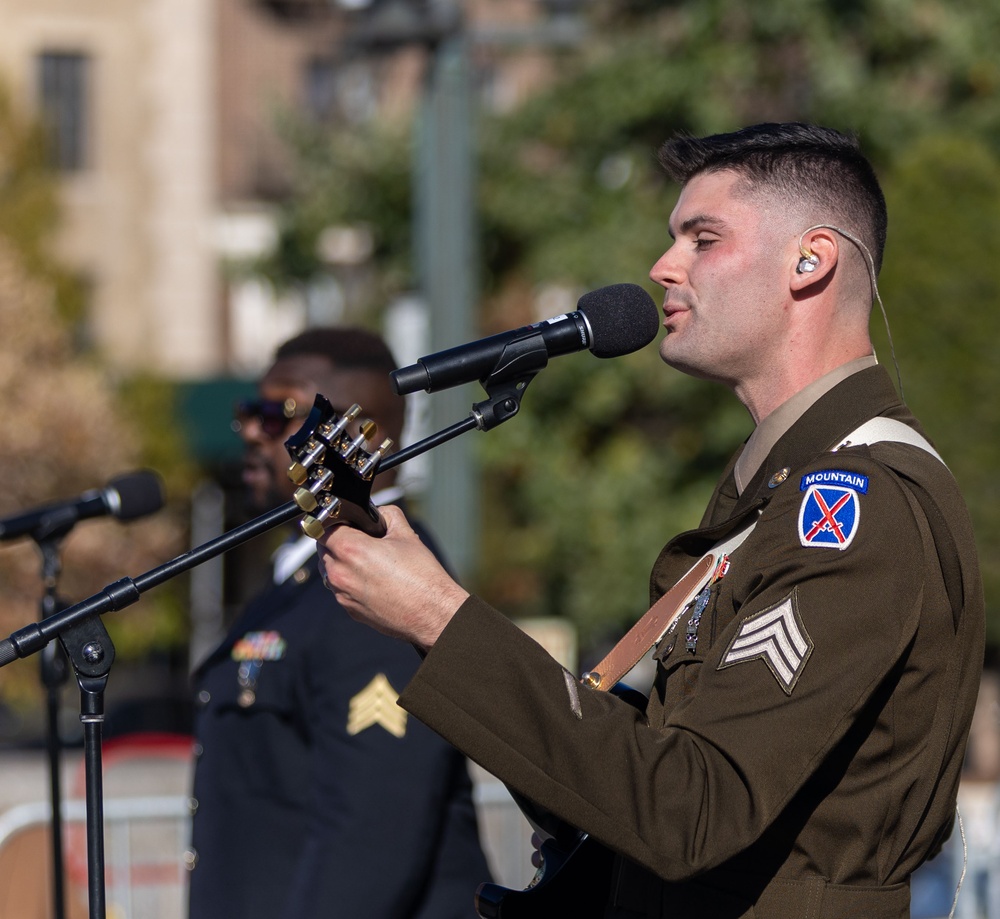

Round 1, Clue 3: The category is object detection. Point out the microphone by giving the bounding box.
[390,283,660,395]
[0,469,166,542]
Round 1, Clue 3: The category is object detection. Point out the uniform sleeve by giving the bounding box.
[401,457,933,883]
[285,594,484,916]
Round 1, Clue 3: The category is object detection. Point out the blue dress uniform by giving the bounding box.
[187,504,491,919]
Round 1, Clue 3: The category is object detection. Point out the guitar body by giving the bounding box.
[475,833,616,919]
[475,684,648,919]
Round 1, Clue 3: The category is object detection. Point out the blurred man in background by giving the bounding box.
[187,327,491,919]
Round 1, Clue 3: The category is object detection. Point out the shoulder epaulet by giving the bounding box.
[833,417,946,467]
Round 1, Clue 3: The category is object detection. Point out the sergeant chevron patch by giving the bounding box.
[717,591,813,694]
[347,673,407,737]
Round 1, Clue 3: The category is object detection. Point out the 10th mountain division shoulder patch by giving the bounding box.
[797,469,869,550]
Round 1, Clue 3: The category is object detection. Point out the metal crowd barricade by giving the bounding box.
[0,739,579,918]
[0,794,191,919]
[471,768,537,891]
[0,732,193,918]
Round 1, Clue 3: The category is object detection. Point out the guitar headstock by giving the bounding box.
[283,394,393,539]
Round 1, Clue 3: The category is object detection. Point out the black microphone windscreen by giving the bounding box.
[107,470,166,521]
[577,284,660,358]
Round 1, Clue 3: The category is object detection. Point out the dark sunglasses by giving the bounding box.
[232,398,310,439]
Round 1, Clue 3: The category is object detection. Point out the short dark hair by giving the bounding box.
[274,326,405,441]
[274,326,399,374]
[658,123,888,272]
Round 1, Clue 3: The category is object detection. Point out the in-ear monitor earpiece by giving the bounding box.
[797,248,819,274]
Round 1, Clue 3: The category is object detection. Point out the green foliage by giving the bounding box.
[877,133,1000,644]
[0,84,57,266]
[117,374,201,495]
[0,82,84,327]
[107,372,203,661]
[256,116,414,301]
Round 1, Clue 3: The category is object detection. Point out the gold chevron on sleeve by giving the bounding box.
[347,673,407,737]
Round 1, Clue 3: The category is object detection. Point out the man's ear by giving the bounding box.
[790,229,838,292]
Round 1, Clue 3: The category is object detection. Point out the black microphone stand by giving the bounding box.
[25,499,131,919]
[35,529,72,919]
[0,364,542,919]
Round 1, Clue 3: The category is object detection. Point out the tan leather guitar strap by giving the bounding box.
[581,516,760,691]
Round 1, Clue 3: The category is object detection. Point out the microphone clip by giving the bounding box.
[471,333,549,431]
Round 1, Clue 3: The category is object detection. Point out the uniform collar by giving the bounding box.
[735,362,905,510]
[734,355,878,495]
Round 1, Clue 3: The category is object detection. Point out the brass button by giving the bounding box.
[184,849,199,870]
[196,690,211,706]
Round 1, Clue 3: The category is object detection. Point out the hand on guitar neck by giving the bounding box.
[283,394,392,539]
[285,394,468,650]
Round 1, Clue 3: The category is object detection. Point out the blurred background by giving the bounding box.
[1,0,1000,916]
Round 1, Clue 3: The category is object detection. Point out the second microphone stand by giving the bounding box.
[36,531,71,919]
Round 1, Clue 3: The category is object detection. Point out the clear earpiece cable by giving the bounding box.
[800,223,904,398]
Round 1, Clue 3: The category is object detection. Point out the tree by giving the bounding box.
[877,133,1000,645]
[0,83,190,718]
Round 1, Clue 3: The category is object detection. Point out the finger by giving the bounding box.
[315,519,361,553]
[379,503,414,537]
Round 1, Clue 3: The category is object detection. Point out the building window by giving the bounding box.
[37,51,89,171]
[304,57,338,121]
[327,60,378,124]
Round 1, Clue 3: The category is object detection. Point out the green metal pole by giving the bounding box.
[414,24,479,580]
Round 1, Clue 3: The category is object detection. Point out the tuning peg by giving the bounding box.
[340,419,378,462]
[301,515,326,540]
[293,467,334,511]
[294,471,336,514]
[288,440,326,485]
[357,438,394,479]
[300,495,342,539]
[314,402,362,435]
[295,488,318,513]
[320,404,363,445]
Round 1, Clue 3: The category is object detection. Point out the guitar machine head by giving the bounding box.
[283,394,392,539]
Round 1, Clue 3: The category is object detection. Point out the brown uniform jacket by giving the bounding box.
[401,365,985,918]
